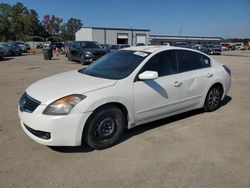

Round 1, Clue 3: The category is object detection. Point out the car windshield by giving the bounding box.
[79,50,149,80]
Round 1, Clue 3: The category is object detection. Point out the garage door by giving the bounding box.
[117,33,128,39]
[136,35,146,45]
[117,33,128,44]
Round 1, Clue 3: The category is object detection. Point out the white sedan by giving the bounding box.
[18,46,231,149]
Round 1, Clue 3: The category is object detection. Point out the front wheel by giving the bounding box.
[204,85,223,112]
[80,54,86,65]
[83,106,125,149]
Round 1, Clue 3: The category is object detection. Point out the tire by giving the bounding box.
[80,54,86,65]
[83,105,125,149]
[204,85,223,112]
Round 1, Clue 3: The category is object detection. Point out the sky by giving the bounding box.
[1,0,250,38]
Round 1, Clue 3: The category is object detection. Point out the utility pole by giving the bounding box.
[179,26,182,36]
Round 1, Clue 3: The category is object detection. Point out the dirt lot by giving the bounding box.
[0,50,250,188]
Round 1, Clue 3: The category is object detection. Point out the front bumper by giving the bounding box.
[18,105,92,146]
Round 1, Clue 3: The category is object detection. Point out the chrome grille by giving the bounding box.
[19,93,41,113]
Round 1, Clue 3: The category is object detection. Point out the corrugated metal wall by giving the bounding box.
[78,28,150,45]
[92,29,105,44]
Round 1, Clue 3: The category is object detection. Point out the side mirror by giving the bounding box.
[139,71,158,80]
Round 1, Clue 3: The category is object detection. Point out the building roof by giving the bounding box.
[149,34,223,41]
[81,27,150,32]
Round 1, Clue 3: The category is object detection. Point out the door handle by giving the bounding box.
[206,73,213,78]
[173,81,183,87]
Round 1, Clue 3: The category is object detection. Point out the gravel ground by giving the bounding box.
[0,50,250,188]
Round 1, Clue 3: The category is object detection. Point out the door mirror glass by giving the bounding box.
[139,71,158,80]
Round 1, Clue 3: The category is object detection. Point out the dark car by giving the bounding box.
[50,42,64,50]
[16,42,30,53]
[203,44,221,55]
[0,42,21,56]
[191,45,209,54]
[100,44,111,52]
[68,41,108,64]
[8,42,22,56]
[110,44,130,51]
[0,47,4,60]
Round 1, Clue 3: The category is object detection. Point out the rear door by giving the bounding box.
[133,50,183,121]
[176,50,212,108]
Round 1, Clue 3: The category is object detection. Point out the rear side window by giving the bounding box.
[140,50,177,77]
[177,50,210,72]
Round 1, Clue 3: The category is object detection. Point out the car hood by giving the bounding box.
[85,48,107,55]
[26,70,117,105]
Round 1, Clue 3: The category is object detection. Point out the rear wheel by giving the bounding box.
[204,85,223,112]
[83,106,125,149]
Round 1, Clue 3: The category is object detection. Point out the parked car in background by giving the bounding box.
[172,44,209,54]
[221,43,235,51]
[100,44,111,52]
[68,41,108,64]
[0,42,13,56]
[203,44,221,55]
[0,47,4,60]
[191,44,209,54]
[36,43,43,49]
[16,42,30,53]
[110,44,130,51]
[235,43,246,50]
[50,42,64,50]
[136,43,145,46]
[18,46,231,149]
[8,42,22,56]
[0,42,21,56]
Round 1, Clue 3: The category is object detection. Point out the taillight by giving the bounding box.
[223,65,231,76]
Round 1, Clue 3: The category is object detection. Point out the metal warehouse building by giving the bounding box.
[149,35,223,45]
[75,27,150,46]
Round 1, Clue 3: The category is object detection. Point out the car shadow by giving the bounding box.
[220,95,232,107]
[49,95,232,153]
[0,57,15,61]
[49,145,95,153]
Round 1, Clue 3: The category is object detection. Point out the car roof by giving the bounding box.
[123,45,192,53]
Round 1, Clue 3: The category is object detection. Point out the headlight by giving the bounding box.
[43,94,86,115]
[84,51,93,56]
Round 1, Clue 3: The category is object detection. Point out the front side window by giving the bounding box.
[177,50,210,72]
[140,50,178,77]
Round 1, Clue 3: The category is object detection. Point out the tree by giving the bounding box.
[61,18,82,41]
[9,2,28,40]
[42,15,63,35]
[0,2,45,41]
[0,3,11,41]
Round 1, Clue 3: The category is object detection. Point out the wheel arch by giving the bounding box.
[81,102,130,146]
[203,81,224,106]
[85,102,130,129]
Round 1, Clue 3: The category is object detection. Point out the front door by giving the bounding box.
[133,50,183,122]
